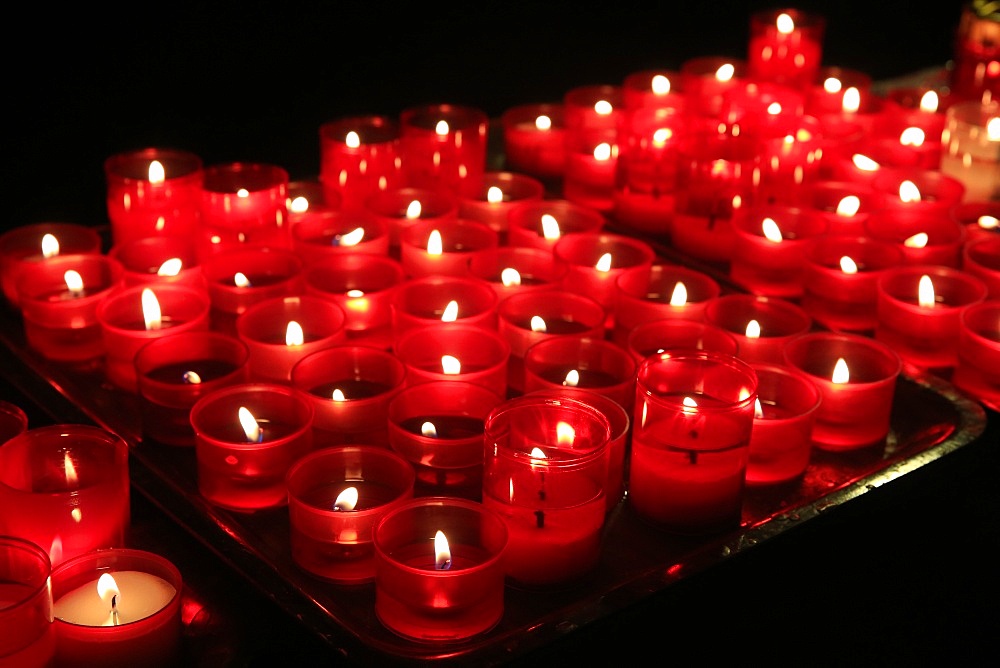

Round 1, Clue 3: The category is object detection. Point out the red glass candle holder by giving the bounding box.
[0,536,55,667]
[875,264,989,372]
[625,318,740,366]
[286,445,415,585]
[196,162,290,260]
[719,79,807,139]
[481,394,611,587]
[394,324,510,398]
[523,336,637,414]
[783,332,901,451]
[390,275,499,343]
[235,295,348,384]
[621,68,687,111]
[363,186,458,250]
[318,115,402,213]
[285,179,340,229]
[16,254,125,364]
[562,132,618,212]
[190,383,314,510]
[0,399,28,445]
[801,179,879,237]
[134,331,250,447]
[51,548,182,668]
[373,497,508,642]
[963,235,1000,298]
[104,147,203,248]
[703,294,812,365]
[0,222,103,308]
[630,350,757,534]
[746,8,824,89]
[940,99,1000,203]
[506,199,606,252]
[564,84,623,138]
[497,289,606,394]
[501,103,567,179]
[864,209,966,267]
[952,4,1000,103]
[951,200,1000,244]
[458,171,545,238]
[107,236,207,290]
[746,363,822,486]
[290,211,391,264]
[870,168,966,216]
[0,425,130,567]
[800,235,906,333]
[399,218,499,278]
[729,204,829,299]
[750,115,825,205]
[806,66,873,117]
[290,345,407,447]
[678,55,748,118]
[868,110,945,170]
[201,247,305,335]
[467,246,569,303]
[398,104,489,198]
[96,284,211,392]
[952,300,1000,411]
[613,263,721,346]
[387,381,501,500]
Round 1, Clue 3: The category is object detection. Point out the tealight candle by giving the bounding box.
[864,209,966,267]
[394,323,510,398]
[0,222,103,308]
[190,383,315,510]
[50,548,182,668]
[703,294,812,365]
[398,218,499,278]
[506,198,606,252]
[457,171,545,238]
[950,200,1000,245]
[952,4,1000,103]
[107,235,207,290]
[678,55,747,118]
[466,245,569,303]
[390,274,499,343]
[962,235,1000,298]
[0,536,55,667]
[481,394,611,587]
[522,335,637,413]
[625,318,740,366]
[235,295,348,383]
[285,179,341,229]
[387,381,502,499]
[951,300,1000,411]
[783,332,901,451]
[629,350,757,534]
[286,445,415,584]
[373,497,508,642]
[0,424,130,567]
[363,185,459,250]
[870,168,966,217]
[318,115,403,213]
[563,84,623,139]
[290,345,407,446]
[746,8,824,89]
[613,263,721,346]
[500,103,568,179]
[621,68,687,111]
[290,211,391,263]
[0,399,28,445]
[800,179,879,237]
[805,66,873,117]
[563,135,618,212]
[398,103,489,198]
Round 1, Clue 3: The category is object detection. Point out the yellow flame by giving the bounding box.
[421,421,437,437]
[64,270,84,295]
[840,256,859,274]
[337,227,365,246]
[501,267,521,287]
[761,217,783,243]
[652,127,672,147]
[405,200,422,219]
[899,180,921,202]
[682,396,699,410]
[238,406,261,442]
[285,321,304,346]
[978,215,999,230]
[832,358,850,384]
[141,288,162,331]
[918,274,936,308]
[745,319,761,339]
[904,232,929,248]
[823,77,843,94]
[487,186,504,204]
[541,214,561,240]
[156,258,183,277]
[441,355,461,375]
[988,117,1000,141]
[434,120,449,136]
[41,233,60,259]
[234,272,251,287]
[426,229,443,255]
[593,142,612,161]
[333,486,358,511]
[919,91,939,113]
[183,371,202,384]
[345,131,361,148]
[535,115,552,131]
[595,252,613,272]
[64,452,78,486]
[97,573,120,607]
[776,12,794,33]
[332,388,346,401]
[669,281,688,306]
[441,300,459,322]
[556,422,575,447]
[851,154,880,172]
[562,369,580,387]
[715,63,735,82]
[842,87,860,113]
[530,315,547,332]
[836,195,861,216]
[594,99,613,115]
[434,530,452,570]
[754,397,764,419]
[651,74,671,95]
[237,188,250,198]
[289,196,309,213]
[899,127,925,147]
[148,160,165,184]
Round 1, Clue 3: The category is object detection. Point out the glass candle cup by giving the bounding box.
[201,247,305,335]
[0,222,103,308]
[394,323,510,399]
[703,294,812,365]
[0,536,55,667]
[522,335,638,414]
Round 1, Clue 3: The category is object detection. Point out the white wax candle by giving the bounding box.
[53,570,176,626]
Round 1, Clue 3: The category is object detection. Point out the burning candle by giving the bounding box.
[746,8,825,89]
[285,179,341,229]
[318,115,402,213]
[50,548,182,668]
[801,179,879,237]
[625,319,739,366]
[390,274,499,343]
[613,263,721,346]
[363,185,459,250]
[621,68,687,111]
[458,171,545,239]
[806,66,873,117]
[286,445,415,584]
[387,380,501,499]
[783,332,901,451]
[0,536,55,667]
[522,336,638,413]
[501,103,568,179]
[373,497,508,642]
[952,4,1000,103]
[0,425,130,567]
[394,323,510,398]
[0,222,103,308]
[950,200,1000,245]
[399,218,499,278]
[963,234,1000,298]
[506,198,606,252]
[940,99,1000,203]
[190,383,314,510]
[398,103,489,198]
[864,209,967,267]
[481,395,611,587]
[107,236,207,291]
[703,294,812,365]
[678,56,747,118]
[290,211,391,263]
[951,300,1000,411]
[870,169,966,217]
[467,245,569,303]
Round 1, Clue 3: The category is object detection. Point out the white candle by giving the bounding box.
[53,570,176,626]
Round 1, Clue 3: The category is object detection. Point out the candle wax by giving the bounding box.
[54,571,176,626]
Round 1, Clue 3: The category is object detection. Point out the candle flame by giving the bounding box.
[669,281,688,306]
[832,358,850,384]
[141,288,162,331]
[421,421,437,437]
[530,447,547,463]
[41,233,60,259]
[904,232,929,248]
[899,180,922,203]
[345,130,361,148]
[441,355,461,375]
[682,396,698,411]
[332,388,347,401]
[842,87,861,113]
[593,142,612,161]
[754,397,764,419]
[338,227,365,246]
[405,200,422,219]
[333,486,358,511]
[426,229,444,255]
[918,91,939,113]
[530,315,547,332]
[651,74,671,95]
[715,63,735,82]
[182,370,202,384]
[836,195,861,217]
[776,12,794,33]
[434,530,452,570]
[535,114,552,131]
[148,159,165,184]
[64,452,78,485]
[156,258,183,277]
[234,272,251,287]
[745,319,761,339]
[501,267,521,287]
[918,274,937,308]
[556,422,575,447]
[977,215,999,230]
[767,102,783,116]
[64,270,84,295]
[487,186,504,204]
[988,117,1000,141]
[97,573,120,607]
[441,300,459,322]
[238,406,262,443]
[540,214,561,240]
[595,252,613,272]
[899,127,925,147]
[285,320,304,346]
[851,153,880,172]
[237,188,250,198]
[823,77,843,94]
[434,120,449,136]
[289,196,309,213]
[840,256,859,274]
[594,99,613,115]
[761,217,783,243]
[562,369,580,387]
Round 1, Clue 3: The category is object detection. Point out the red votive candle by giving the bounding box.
[363,186,458,250]
[703,293,812,365]
[96,284,211,392]
[104,147,203,248]
[523,336,637,413]
[390,275,499,343]
[290,345,407,447]
[868,110,944,171]
[107,236,207,290]
[806,66,873,117]
[201,247,304,335]
[458,171,545,239]
[16,254,125,364]
[134,331,250,447]
[481,394,610,587]
[387,381,501,500]
[613,263,721,346]
[875,264,989,372]
[622,68,687,111]
[951,200,1000,245]
[870,168,966,217]
[864,209,967,268]
[630,350,757,534]
[496,289,606,394]
[963,235,1000,298]
[467,246,569,303]
[625,318,740,366]
[564,84,623,137]
[0,425,130,567]
[746,363,822,486]
[0,536,55,667]
[0,400,28,445]
[50,548,182,668]
[373,497,508,642]
[783,332,901,451]
[286,445,415,585]
[394,323,510,398]
[399,104,489,198]
[506,199,606,253]
[399,218,499,278]
[0,222,103,308]
[285,179,340,230]
[746,8,824,89]
[290,211,391,264]
[501,103,568,179]
[196,162,290,260]
[801,179,879,237]
[678,56,748,118]
[952,300,1000,411]
[235,295,348,383]
[800,235,906,333]
[190,383,314,510]
[318,115,403,213]
[562,133,618,212]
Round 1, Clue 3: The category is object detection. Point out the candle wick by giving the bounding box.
[111,594,120,626]
[437,558,452,571]
[534,509,546,529]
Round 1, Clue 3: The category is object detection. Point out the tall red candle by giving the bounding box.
[501,103,568,179]
[394,323,510,398]
[398,104,488,198]
[399,217,499,278]
[290,211,391,264]
[702,293,812,365]
[746,8,825,89]
[318,115,403,213]
[506,199,606,252]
